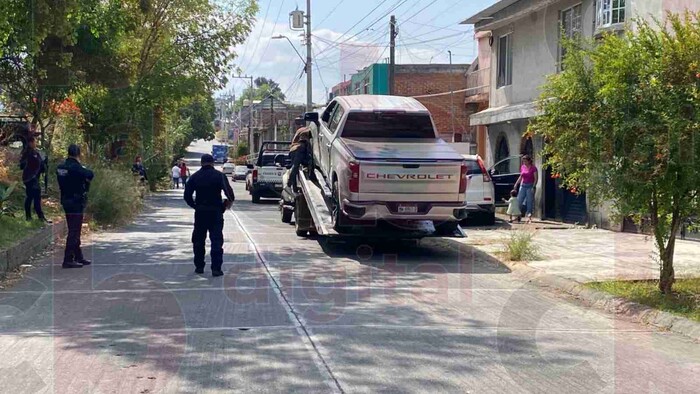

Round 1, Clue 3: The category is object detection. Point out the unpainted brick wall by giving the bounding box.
[394,72,470,137]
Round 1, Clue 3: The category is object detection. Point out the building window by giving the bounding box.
[497,34,512,88]
[363,79,369,94]
[560,4,582,69]
[596,0,625,28]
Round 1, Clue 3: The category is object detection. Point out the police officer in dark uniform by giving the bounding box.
[184,154,235,277]
[56,144,94,269]
[19,136,49,222]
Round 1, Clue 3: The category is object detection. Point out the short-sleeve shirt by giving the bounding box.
[520,164,537,185]
[172,166,181,178]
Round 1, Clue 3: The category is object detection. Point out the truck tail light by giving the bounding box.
[252,169,258,183]
[349,161,360,193]
[459,162,468,193]
[478,157,491,182]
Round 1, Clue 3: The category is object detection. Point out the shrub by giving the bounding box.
[86,166,142,226]
[503,231,541,261]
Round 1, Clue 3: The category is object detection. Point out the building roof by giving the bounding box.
[461,0,558,31]
[460,0,521,25]
[469,101,540,126]
[335,95,429,113]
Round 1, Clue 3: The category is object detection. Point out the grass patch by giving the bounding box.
[502,230,541,261]
[587,279,700,322]
[0,214,43,249]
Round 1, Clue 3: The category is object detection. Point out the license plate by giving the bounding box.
[398,204,418,214]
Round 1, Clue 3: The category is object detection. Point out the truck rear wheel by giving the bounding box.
[332,181,348,232]
[251,191,260,204]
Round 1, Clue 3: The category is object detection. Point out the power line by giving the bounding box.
[399,0,440,25]
[314,0,405,58]
[315,0,347,28]
[311,46,329,95]
[248,0,288,75]
[241,0,273,72]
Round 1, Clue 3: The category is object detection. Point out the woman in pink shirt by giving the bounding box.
[513,155,538,221]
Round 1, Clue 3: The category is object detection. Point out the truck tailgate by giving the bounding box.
[258,167,285,184]
[359,161,462,201]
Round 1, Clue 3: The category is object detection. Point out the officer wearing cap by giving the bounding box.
[184,154,235,277]
[56,144,94,269]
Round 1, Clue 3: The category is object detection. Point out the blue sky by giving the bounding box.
[223,0,498,104]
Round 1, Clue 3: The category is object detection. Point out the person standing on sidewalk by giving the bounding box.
[19,136,49,222]
[171,163,182,189]
[179,160,190,186]
[56,144,94,269]
[184,154,235,277]
[513,155,538,222]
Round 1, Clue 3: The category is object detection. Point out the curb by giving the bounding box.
[0,220,66,274]
[482,250,700,342]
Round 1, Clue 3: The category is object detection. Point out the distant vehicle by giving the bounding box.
[462,155,495,225]
[211,144,229,163]
[233,165,249,181]
[247,141,290,203]
[307,95,467,235]
[222,162,235,175]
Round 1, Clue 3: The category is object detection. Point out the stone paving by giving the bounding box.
[465,225,700,283]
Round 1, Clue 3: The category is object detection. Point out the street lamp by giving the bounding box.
[271,35,307,66]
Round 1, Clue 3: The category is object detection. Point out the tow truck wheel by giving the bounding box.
[281,207,293,223]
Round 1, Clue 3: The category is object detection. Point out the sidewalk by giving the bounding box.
[465,226,700,283]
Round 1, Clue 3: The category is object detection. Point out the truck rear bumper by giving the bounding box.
[343,200,468,222]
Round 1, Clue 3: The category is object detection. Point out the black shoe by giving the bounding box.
[195,268,204,274]
[212,270,224,277]
[39,217,52,224]
[26,216,32,221]
[62,261,83,269]
[78,260,92,266]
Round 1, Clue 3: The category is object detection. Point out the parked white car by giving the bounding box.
[233,165,249,181]
[462,154,495,225]
[222,162,235,175]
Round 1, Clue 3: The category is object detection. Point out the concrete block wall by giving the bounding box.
[0,221,66,273]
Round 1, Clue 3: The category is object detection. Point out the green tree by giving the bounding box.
[237,76,286,106]
[532,13,700,294]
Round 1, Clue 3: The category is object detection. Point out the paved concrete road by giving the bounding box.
[1,140,699,393]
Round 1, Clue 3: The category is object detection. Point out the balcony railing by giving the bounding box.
[465,67,490,96]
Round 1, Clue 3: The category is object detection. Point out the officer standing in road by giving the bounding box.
[56,144,94,269]
[184,154,235,277]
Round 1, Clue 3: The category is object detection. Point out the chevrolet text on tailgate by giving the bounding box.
[309,95,468,234]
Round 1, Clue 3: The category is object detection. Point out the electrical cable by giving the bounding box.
[240,0,273,71]
[248,0,288,75]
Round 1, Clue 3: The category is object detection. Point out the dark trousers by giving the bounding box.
[192,210,224,272]
[24,180,45,220]
[288,147,309,188]
[63,209,85,263]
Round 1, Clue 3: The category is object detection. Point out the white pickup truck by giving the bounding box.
[307,95,468,233]
[247,142,290,203]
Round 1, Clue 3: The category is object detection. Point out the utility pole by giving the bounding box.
[305,0,313,111]
[448,50,455,142]
[389,15,397,95]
